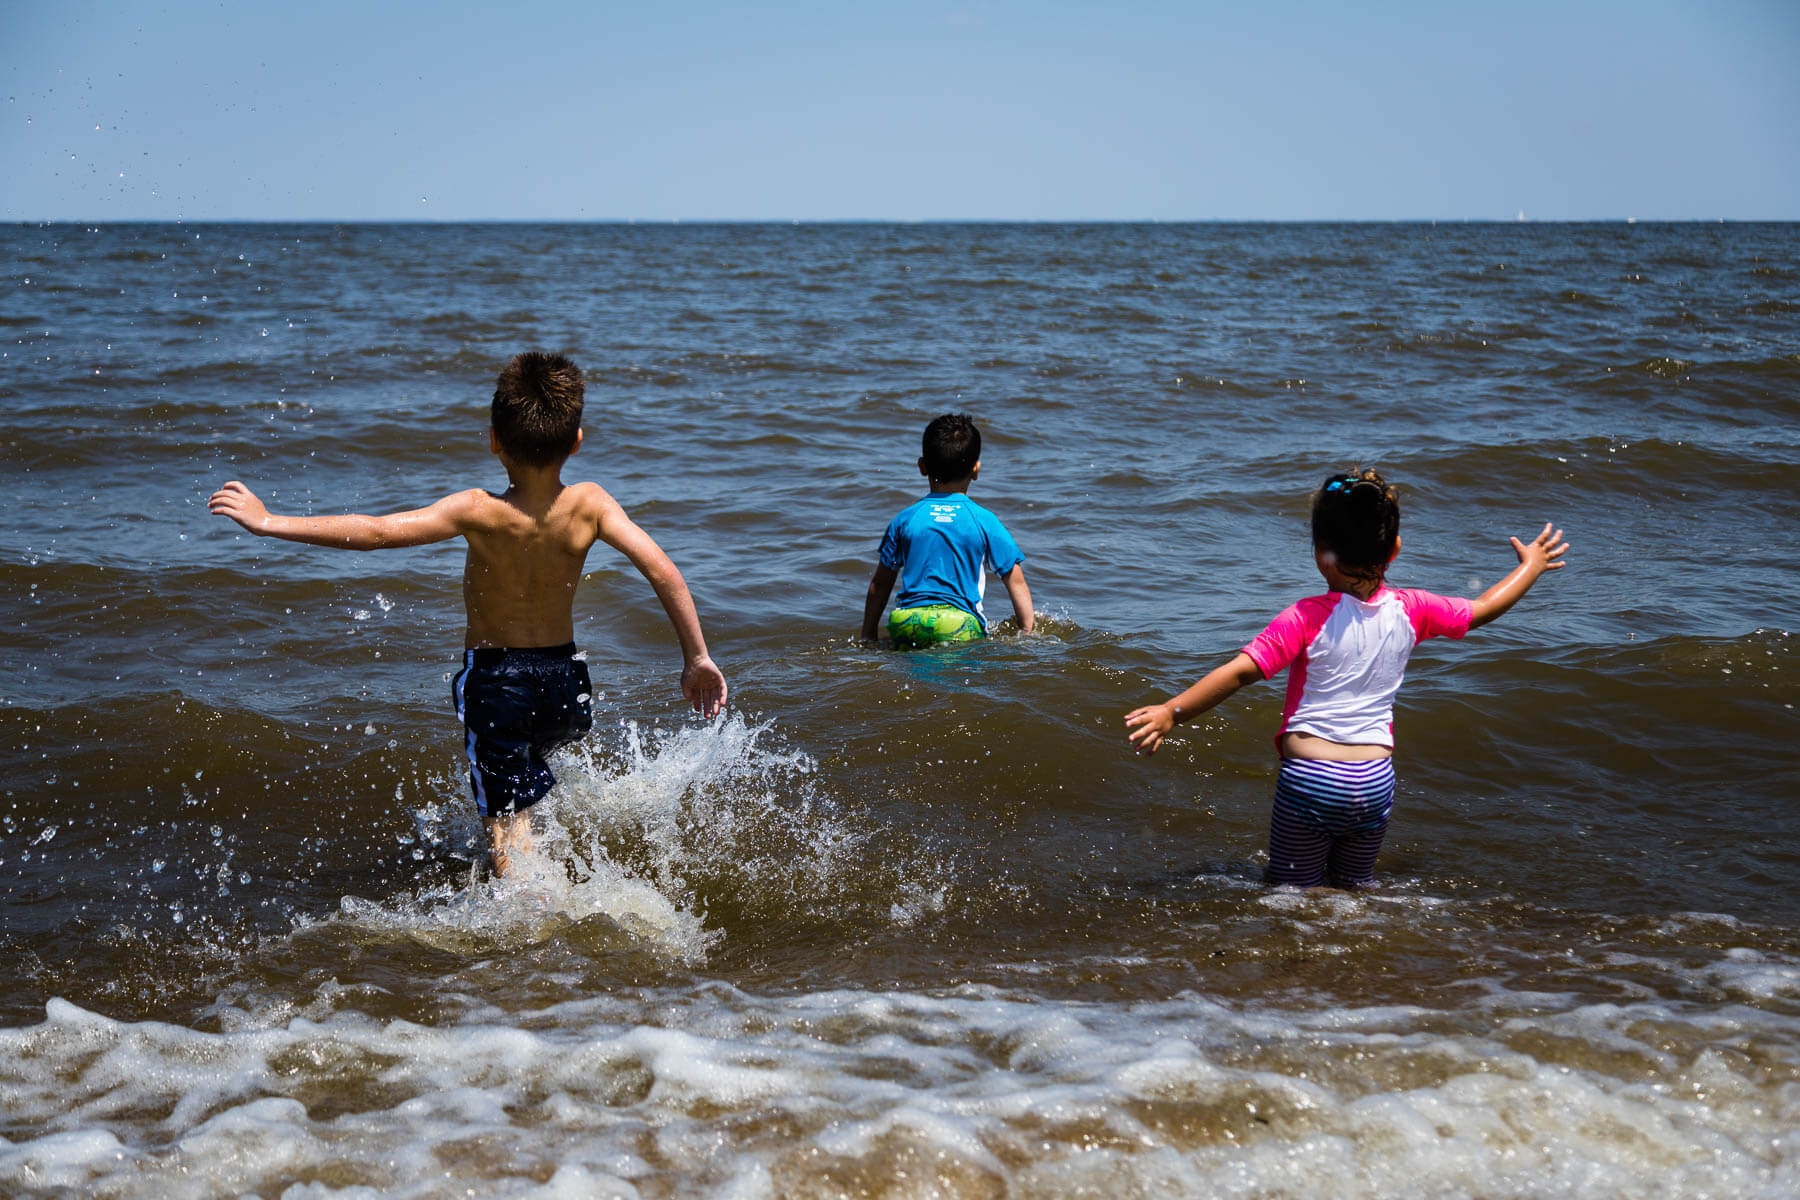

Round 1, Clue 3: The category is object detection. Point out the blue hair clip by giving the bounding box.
[1325,478,1348,492]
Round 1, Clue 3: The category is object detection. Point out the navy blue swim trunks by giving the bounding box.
[451,643,593,818]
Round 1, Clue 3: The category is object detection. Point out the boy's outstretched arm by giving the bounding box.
[861,563,897,642]
[1125,652,1264,756]
[1001,564,1035,634]
[208,481,474,549]
[1469,523,1568,629]
[592,496,727,718]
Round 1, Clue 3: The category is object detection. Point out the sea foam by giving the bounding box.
[3,979,1798,1198]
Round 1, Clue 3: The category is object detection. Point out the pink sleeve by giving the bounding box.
[1396,588,1473,642]
[1243,595,1336,678]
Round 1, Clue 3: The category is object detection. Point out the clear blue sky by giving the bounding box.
[4,0,1796,221]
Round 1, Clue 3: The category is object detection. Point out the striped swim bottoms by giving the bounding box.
[1266,756,1397,889]
[887,604,983,649]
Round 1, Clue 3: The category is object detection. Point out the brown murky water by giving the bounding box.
[2,221,1797,1196]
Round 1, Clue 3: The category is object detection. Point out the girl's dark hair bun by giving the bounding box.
[1312,468,1400,581]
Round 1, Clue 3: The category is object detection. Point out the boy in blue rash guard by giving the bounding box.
[861,413,1035,647]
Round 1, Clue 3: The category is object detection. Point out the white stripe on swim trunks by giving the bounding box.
[453,651,489,817]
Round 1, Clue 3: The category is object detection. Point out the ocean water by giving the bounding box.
[2,220,1797,1198]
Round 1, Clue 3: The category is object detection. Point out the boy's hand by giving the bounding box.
[1510,523,1569,576]
[1125,704,1177,756]
[682,656,728,719]
[209,481,269,533]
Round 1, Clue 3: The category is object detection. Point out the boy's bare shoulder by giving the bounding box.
[564,479,617,502]
[564,480,626,520]
[443,486,513,527]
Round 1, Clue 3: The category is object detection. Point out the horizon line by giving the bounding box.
[4,215,1785,227]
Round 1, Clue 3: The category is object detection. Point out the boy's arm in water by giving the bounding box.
[208,480,479,549]
[861,563,897,642]
[1469,522,1568,629]
[589,489,728,718]
[1001,564,1035,634]
[1125,651,1264,756]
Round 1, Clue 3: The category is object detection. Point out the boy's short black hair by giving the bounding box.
[1311,467,1400,581]
[492,352,584,467]
[922,413,981,481]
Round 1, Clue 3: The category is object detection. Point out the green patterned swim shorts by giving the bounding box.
[888,604,983,649]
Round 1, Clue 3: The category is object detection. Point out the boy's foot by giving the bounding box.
[484,810,537,878]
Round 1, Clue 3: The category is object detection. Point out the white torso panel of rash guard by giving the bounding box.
[1243,587,1472,747]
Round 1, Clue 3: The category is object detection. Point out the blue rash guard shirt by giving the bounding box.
[878,492,1025,633]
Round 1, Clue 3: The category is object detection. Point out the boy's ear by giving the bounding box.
[571,428,583,456]
[971,459,980,480]
[489,428,501,456]
[918,456,929,478]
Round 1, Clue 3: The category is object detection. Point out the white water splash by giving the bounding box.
[543,712,868,918]
[310,712,901,965]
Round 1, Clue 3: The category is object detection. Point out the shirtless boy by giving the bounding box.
[210,352,727,876]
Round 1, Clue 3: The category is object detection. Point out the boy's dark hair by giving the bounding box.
[492,352,584,467]
[921,413,981,481]
[1312,467,1400,581]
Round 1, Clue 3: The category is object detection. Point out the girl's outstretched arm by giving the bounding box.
[1125,652,1264,756]
[1470,522,1569,629]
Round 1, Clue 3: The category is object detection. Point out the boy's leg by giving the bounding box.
[485,811,535,878]
[454,650,554,878]
[484,663,591,879]
[454,646,594,880]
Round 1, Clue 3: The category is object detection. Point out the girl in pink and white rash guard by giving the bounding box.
[1126,470,1568,889]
